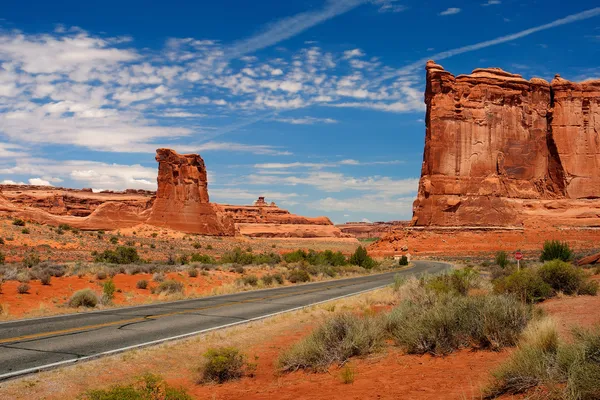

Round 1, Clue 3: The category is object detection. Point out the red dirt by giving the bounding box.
[0,271,238,319]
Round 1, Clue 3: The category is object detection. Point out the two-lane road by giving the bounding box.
[0,260,450,380]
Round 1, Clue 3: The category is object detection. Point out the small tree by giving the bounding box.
[495,251,509,269]
[399,255,409,266]
[349,246,376,269]
[540,240,573,262]
[102,279,116,304]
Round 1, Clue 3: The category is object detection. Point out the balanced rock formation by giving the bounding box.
[412,61,600,228]
[146,148,235,235]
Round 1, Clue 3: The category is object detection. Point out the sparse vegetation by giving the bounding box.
[190,253,215,264]
[12,218,25,226]
[22,252,40,268]
[154,280,184,295]
[84,373,192,400]
[69,289,98,308]
[40,273,51,285]
[21,228,30,234]
[187,268,198,277]
[279,312,385,372]
[109,236,119,245]
[287,269,310,283]
[540,240,573,262]
[239,274,258,286]
[485,320,600,400]
[200,347,255,384]
[102,279,116,304]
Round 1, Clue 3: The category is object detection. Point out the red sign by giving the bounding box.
[515,252,523,260]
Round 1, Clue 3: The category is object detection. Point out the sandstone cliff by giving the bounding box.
[412,61,600,228]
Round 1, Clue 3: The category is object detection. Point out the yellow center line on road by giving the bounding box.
[0,277,384,345]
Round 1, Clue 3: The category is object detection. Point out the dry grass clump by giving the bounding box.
[278,312,386,372]
[69,289,99,308]
[485,319,600,400]
[153,280,184,295]
[84,373,192,400]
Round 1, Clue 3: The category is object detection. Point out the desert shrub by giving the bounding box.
[283,249,307,263]
[22,252,40,268]
[540,240,573,262]
[102,279,116,304]
[38,262,66,277]
[262,274,274,285]
[95,246,140,264]
[486,321,600,400]
[495,251,509,269]
[190,253,216,264]
[272,273,284,284]
[12,218,25,226]
[578,279,599,296]
[177,254,189,265]
[192,242,202,249]
[206,244,213,250]
[240,274,258,286]
[493,268,553,303]
[17,282,30,294]
[155,280,183,295]
[287,269,310,283]
[425,267,479,296]
[58,223,72,231]
[538,259,585,295]
[200,347,254,384]
[109,236,119,245]
[283,249,346,266]
[349,246,376,269]
[386,293,532,355]
[232,265,244,274]
[69,289,98,308]
[40,273,51,285]
[279,312,385,372]
[152,272,166,282]
[0,251,4,265]
[85,373,192,400]
[96,270,107,280]
[21,228,30,234]
[252,252,281,265]
[187,268,198,277]
[398,255,408,266]
[340,364,355,384]
[136,279,148,289]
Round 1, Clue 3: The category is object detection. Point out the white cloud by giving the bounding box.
[361,217,372,223]
[273,116,338,125]
[439,7,461,16]
[1,179,25,185]
[343,48,365,59]
[370,0,406,13]
[28,178,52,186]
[223,0,367,59]
[482,0,501,5]
[312,194,414,216]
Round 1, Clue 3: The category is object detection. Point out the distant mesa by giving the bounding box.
[0,148,348,239]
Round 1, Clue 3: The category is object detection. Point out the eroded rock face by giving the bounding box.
[412,61,600,227]
[146,148,235,235]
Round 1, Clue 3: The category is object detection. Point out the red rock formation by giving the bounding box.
[146,148,235,235]
[336,221,409,239]
[412,61,600,228]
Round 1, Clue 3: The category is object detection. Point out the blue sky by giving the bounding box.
[0,0,599,223]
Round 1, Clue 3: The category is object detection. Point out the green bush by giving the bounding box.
[155,280,183,295]
[425,267,479,296]
[279,312,385,372]
[287,269,310,283]
[192,242,202,249]
[493,268,553,303]
[178,254,189,265]
[540,240,573,262]
[538,259,585,295]
[486,321,600,400]
[58,224,72,231]
[495,251,509,269]
[136,279,148,289]
[348,246,376,269]
[69,289,98,308]
[386,293,531,355]
[21,228,30,234]
[221,248,280,265]
[398,255,408,266]
[200,347,253,384]
[95,246,140,264]
[262,274,274,285]
[85,373,192,400]
[283,249,347,266]
[272,273,284,284]
[190,253,216,264]
[109,236,119,245]
[23,252,40,268]
[206,244,213,250]
[12,218,25,226]
[102,279,116,304]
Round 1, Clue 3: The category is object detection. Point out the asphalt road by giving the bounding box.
[0,260,450,380]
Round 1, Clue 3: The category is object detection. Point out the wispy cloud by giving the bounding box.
[481,0,501,6]
[439,8,461,16]
[273,116,338,125]
[370,0,406,13]
[224,0,367,59]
